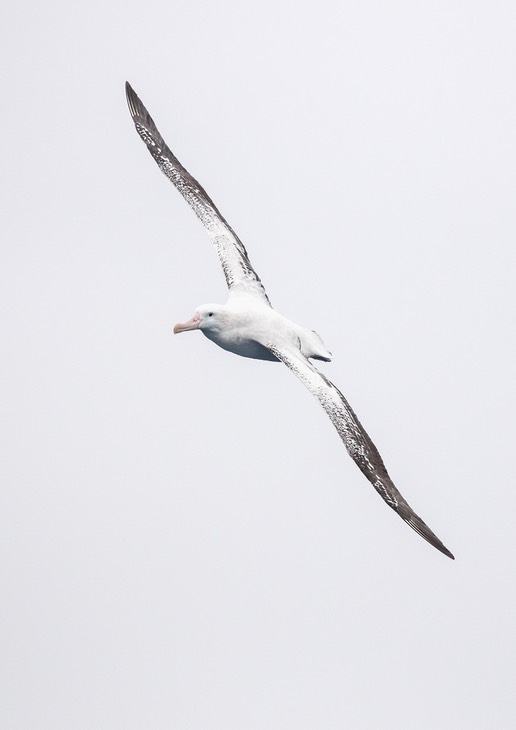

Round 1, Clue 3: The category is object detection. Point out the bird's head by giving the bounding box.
[173,303,228,336]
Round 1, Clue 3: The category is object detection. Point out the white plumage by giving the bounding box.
[126,82,454,560]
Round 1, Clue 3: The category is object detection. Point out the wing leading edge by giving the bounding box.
[267,343,455,559]
[125,82,271,305]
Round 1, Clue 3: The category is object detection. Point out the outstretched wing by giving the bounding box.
[267,343,454,559]
[125,82,271,306]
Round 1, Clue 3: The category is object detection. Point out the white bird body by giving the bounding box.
[125,82,454,559]
[192,295,332,362]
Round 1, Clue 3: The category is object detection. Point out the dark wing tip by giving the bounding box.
[125,81,143,120]
[125,81,135,115]
[124,81,167,152]
[402,511,455,559]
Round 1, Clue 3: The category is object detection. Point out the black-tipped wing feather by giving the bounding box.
[125,82,271,305]
[267,344,454,559]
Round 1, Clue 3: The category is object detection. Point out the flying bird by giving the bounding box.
[125,81,454,559]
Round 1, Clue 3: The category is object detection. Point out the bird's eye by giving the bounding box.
[208,312,213,317]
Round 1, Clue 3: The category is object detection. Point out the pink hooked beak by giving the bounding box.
[173,312,201,334]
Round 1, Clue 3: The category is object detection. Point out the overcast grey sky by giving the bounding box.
[2,1,516,728]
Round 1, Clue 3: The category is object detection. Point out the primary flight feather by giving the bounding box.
[125,81,454,560]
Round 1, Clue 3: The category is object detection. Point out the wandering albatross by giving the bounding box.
[125,82,454,560]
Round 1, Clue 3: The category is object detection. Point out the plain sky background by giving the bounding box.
[2,1,516,728]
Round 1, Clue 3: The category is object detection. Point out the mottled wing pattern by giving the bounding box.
[267,344,454,559]
[125,82,271,306]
